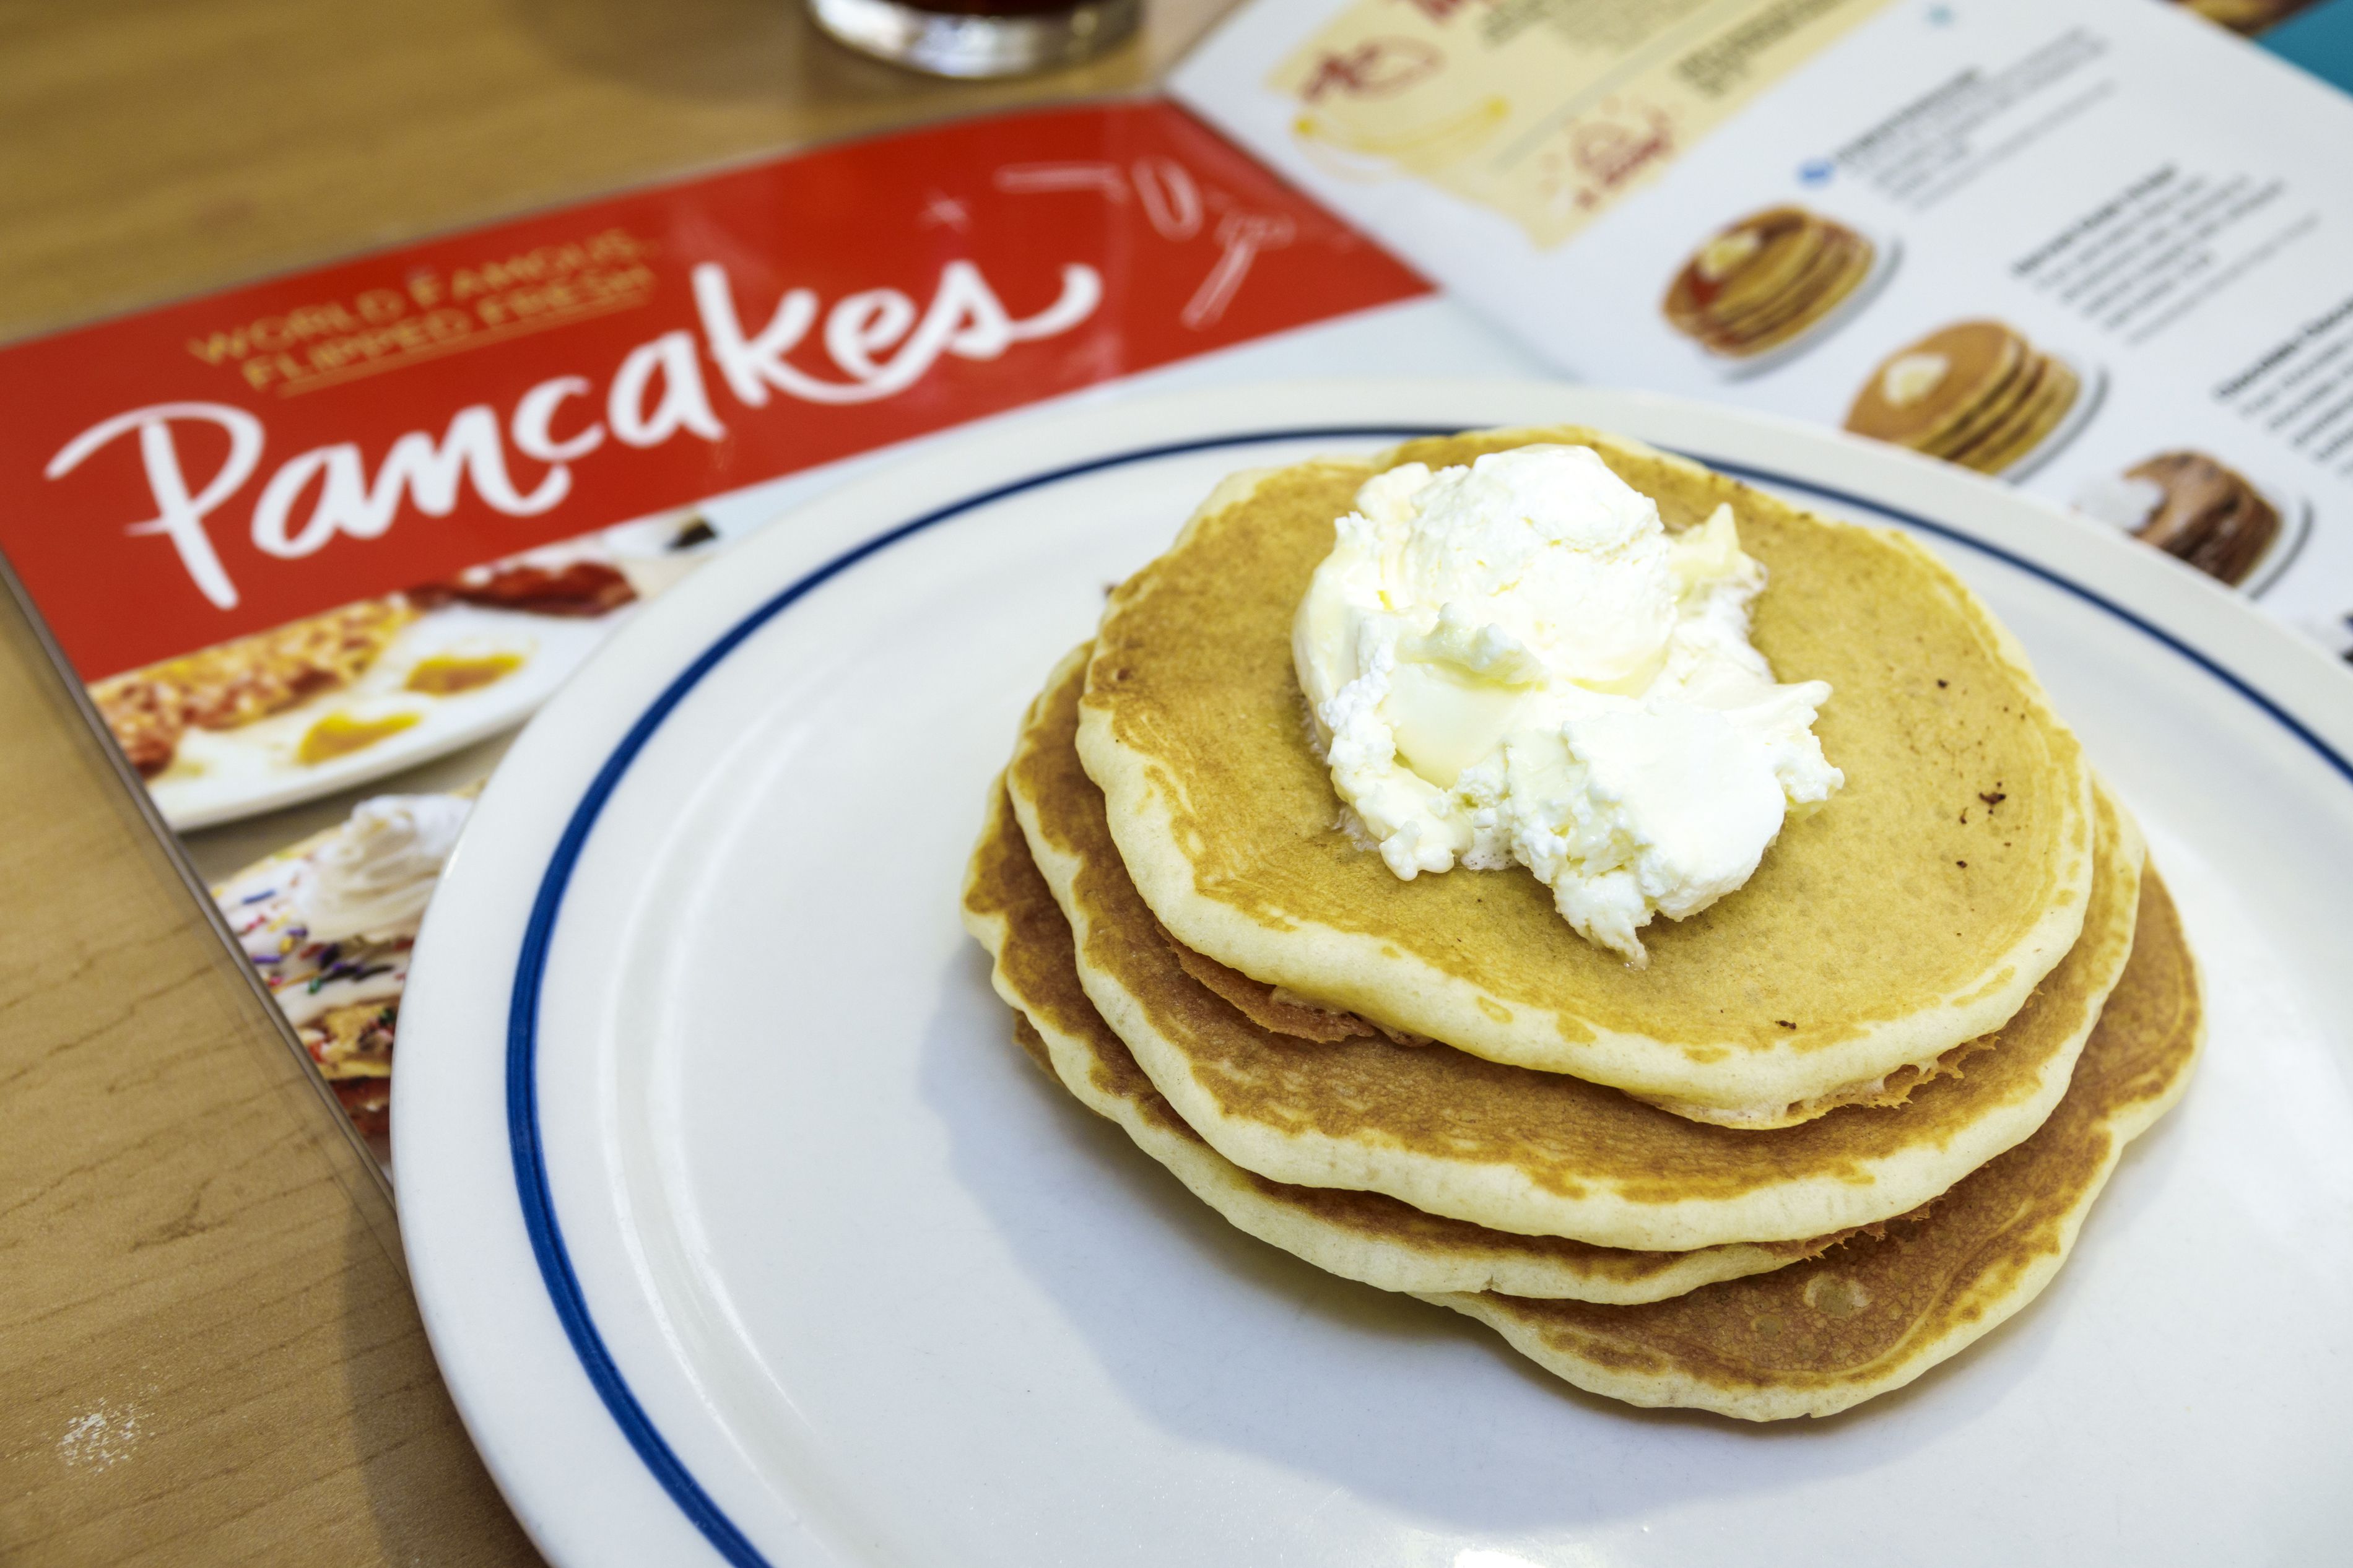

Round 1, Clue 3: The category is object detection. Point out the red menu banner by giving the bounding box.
[0,100,1425,682]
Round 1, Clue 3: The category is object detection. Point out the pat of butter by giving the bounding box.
[1697,228,1763,282]
[1881,352,1951,408]
[1292,445,1842,964]
[1383,661,1531,789]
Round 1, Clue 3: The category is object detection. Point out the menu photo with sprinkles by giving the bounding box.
[0,100,1564,1166]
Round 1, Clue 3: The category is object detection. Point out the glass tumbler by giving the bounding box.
[808,0,1141,77]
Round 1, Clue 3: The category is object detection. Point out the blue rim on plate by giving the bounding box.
[502,427,2353,1567]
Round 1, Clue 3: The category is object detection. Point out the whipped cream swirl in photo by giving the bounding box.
[288,793,473,946]
[1292,444,1842,964]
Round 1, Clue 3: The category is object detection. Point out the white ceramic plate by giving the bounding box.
[396,380,2353,1568]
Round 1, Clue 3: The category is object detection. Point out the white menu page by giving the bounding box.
[1176,0,2353,645]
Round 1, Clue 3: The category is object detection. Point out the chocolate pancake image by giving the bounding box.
[1662,207,1875,358]
[1024,648,2145,1253]
[1429,868,2201,1419]
[2126,451,2281,586]
[1074,427,2095,1120]
[962,772,1837,1302]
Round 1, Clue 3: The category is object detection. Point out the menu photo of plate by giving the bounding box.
[1842,319,2105,483]
[1659,204,1898,380]
[94,509,716,829]
[2073,449,2315,597]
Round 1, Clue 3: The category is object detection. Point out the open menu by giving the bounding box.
[1171,0,2353,648]
[0,100,1546,1165]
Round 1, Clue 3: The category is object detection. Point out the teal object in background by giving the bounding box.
[2261,0,2353,93]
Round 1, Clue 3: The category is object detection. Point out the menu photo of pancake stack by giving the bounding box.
[963,425,2201,1421]
[1659,205,1892,375]
[2073,449,2311,594]
[1843,319,2100,480]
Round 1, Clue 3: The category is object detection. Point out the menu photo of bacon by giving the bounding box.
[90,509,713,828]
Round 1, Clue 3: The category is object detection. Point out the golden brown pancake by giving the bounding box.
[1163,932,1396,1043]
[962,776,1838,1301]
[1022,645,2144,1252]
[1706,231,1868,348]
[1913,349,2042,461]
[1661,209,1873,358]
[1847,322,2083,477]
[1668,212,1822,322]
[1431,869,2201,1419]
[1075,427,2095,1119]
[1947,355,2079,475]
[1160,868,1993,1125]
[1729,237,1874,354]
[1154,886,1994,1122]
[1845,321,2028,451]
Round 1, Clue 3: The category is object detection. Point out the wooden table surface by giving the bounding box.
[0,1,1232,1560]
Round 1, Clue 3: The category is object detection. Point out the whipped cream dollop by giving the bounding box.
[289,794,472,945]
[1292,444,1842,963]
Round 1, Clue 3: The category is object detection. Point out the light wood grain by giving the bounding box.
[0,570,539,1564]
[0,0,1235,1560]
[0,0,1235,342]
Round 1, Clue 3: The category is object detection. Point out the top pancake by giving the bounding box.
[1076,426,2095,1117]
[1029,645,2141,1250]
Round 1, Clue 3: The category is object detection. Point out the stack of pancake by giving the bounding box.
[1661,207,1875,359]
[962,427,2202,1421]
[1845,320,2081,475]
[2125,450,2282,586]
